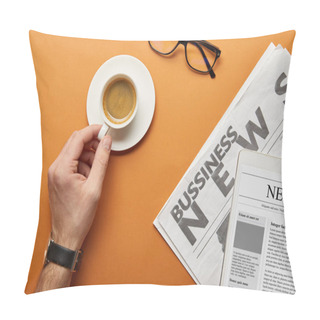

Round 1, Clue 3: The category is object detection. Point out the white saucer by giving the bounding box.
[87,55,155,151]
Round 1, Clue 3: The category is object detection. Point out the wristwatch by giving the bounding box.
[45,239,83,272]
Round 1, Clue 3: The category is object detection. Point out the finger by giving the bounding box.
[56,128,98,164]
[87,135,112,191]
[78,161,91,178]
[79,150,95,167]
[63,125,102,162]
[84,139,99,151]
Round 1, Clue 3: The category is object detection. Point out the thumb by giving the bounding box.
[87,135,112,190]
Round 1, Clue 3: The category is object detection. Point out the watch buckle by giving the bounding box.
[71,249,83,272]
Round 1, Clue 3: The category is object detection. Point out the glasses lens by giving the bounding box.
[149,41,179,54]
[186,42,217,72]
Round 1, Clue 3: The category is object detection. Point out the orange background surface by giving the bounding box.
[25,30,295,293]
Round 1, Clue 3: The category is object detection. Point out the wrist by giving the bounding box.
[51,231,83,251]
[45,238,83,272]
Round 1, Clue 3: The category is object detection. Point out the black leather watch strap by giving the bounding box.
[45,239,83,272]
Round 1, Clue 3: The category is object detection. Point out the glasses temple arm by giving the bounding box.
[194,42,215,78]
[198,40,221,56]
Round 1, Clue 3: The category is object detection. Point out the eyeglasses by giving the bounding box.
[148,40,221,79]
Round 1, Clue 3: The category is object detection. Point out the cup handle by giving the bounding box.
[98,123,110,141]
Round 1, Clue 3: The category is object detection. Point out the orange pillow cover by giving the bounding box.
[25,30,295,294]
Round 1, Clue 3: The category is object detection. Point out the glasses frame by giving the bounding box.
[148,40,221,78]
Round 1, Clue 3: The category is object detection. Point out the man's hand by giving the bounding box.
[36,125,112,292]
[36,125,111,292]
[48,125,112,250]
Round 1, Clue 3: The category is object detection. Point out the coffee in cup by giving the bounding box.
[103,77,136,124]
[97,74,138,141]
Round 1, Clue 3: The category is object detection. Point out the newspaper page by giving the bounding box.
[220,150,295,294]
[154,43,292,285]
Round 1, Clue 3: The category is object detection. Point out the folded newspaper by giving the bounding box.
[153,43,294,290]
[220,150,295,294]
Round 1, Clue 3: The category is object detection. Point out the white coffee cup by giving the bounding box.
[97,74,138,140]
